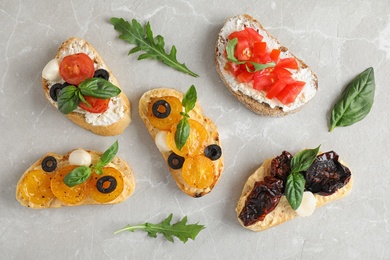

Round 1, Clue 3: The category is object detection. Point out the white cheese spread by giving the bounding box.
[216,15,317,112]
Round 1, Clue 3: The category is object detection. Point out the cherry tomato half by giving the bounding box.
[79,96,110,113]
[59,53,95,85]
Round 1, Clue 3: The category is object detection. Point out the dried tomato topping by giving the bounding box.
[304,151,351,196]
[239,176,283,226]
[270,150,292,186]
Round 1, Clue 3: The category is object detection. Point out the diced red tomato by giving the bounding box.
[235,39,252,60]
[79,96,110,113]
[253,74,273,91]
[236,71,254,83]
[244,27,263,44]
[276,81,306,105]
[225,62,241,77]
[273,67,293,77]
[266,81,286,99]
[252,42,267,57]
[59,53,94,85]
[270,49,281,62]
[276,58,299,70]
[228,30,249,40]
[277,76,296,85]
[259,53,272,64]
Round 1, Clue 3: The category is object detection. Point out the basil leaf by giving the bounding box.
[246,61,275,73]
[285,172,306,210]
[57,85,80,114]
[64,166,92,187]
[96,140,119,171]
[175,118,190,151]
[182,85,197,113]
[78,91,91,107]
[329,67,375,132]
[79,78,121,99]
[290,145,320,173]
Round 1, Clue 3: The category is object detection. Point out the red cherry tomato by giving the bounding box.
[78,96,110,113]
[59,53,95,85]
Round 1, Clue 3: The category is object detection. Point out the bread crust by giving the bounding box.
[139,88,224,197]
[16,149,135,209]
[236,154,353,232]
[215,14,318,116]
[42,37,131,136]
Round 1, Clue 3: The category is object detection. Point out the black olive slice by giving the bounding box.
[152,100,171,119]
[49,83,65,101]
[168,153,185,169]
[204,144,222,161]
[96,176,117,194]
[94,69,109,81]
[41,156,57,172]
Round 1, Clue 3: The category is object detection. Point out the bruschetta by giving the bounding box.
[236,149,352,231]
[139,86,224,197]
[41,37,131,135]
[16,142,135,208]
[215,14,318,116]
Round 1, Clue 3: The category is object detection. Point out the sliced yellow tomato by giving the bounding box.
[87,167,124,203]
[182,155,215,189]
[147,96,182,130]
[19,169,55,207]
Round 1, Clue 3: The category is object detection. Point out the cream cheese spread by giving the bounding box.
[216,15,317,112]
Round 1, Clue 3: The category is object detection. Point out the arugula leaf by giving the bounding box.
[64,166,92,187]
[226,37,276,73]
[110,17,199,77]
[64,141,119,187]
[285,172,306,210]
[114,214,205,243]
[329,67,375,132]
[285,145,320,210]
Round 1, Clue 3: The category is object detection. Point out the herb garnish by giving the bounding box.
[329,67,375,132]
[57,78,121,114]
[226,37,275,73]
[175,85,197,151]
[64,141,119,187]
[110,17,199,78]
[114,214,205,243]
[285,145,320,210]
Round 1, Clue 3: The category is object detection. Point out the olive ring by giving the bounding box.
[152,100,171,119]
[96,176,117,194]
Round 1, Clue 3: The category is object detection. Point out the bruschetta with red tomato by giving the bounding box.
[215,14,318,116]
[41,37,131,135]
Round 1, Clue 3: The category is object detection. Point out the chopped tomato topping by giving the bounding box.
[79,96,110,113]
[234,39,252,60]
[253,42,267,56]
[270,49,281,62]
[276,58,299,70]
[228,30,249,40]
[276,81,306,105]
[244,27,263,43]
[237,71,254,83]
[266,81,286,99]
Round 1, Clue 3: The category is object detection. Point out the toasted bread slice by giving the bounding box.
[236,152,352,232]
[139,88,224,197]
[16,149,135,208]
[42,37,131,136]
[215,14,318,116]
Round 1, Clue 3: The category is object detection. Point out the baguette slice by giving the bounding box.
[215,14,318,116]
[139,88,224,197]
[42,37,131,136]
[16,149,135,208]
[236,151,353,232]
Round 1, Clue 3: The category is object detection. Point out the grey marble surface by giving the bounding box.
[1,0,389,259]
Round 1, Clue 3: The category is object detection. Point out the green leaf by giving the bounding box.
[114,214,205,243]
[110,17,199,77]
[57,85,80,114]
[64,166,92,187]
[246,61,276,73]
[78,78,121,99]
[95,140,119,171]
[285,172,306,210]
[329,67,375,132]
[182,85,197,113]
[290,145,321,173]
[175,118,190,151]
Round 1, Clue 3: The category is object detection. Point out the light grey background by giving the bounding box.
[1,0,389,259]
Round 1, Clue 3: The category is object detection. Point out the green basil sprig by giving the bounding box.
[226,37,276,73]
[57,78,121,114]
[285,145,320,210]
[64,141,119,187]
[329,67,375,132]
[175,85,197,151]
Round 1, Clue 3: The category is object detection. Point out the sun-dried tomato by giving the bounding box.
[238,176,283,226]
[304,151,351,196]
[270,150,292,190]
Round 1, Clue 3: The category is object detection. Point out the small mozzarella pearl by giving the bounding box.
[42,59,61,81]
[295,191,316,217]
[69,149,92,166]
[155,131,171,153]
